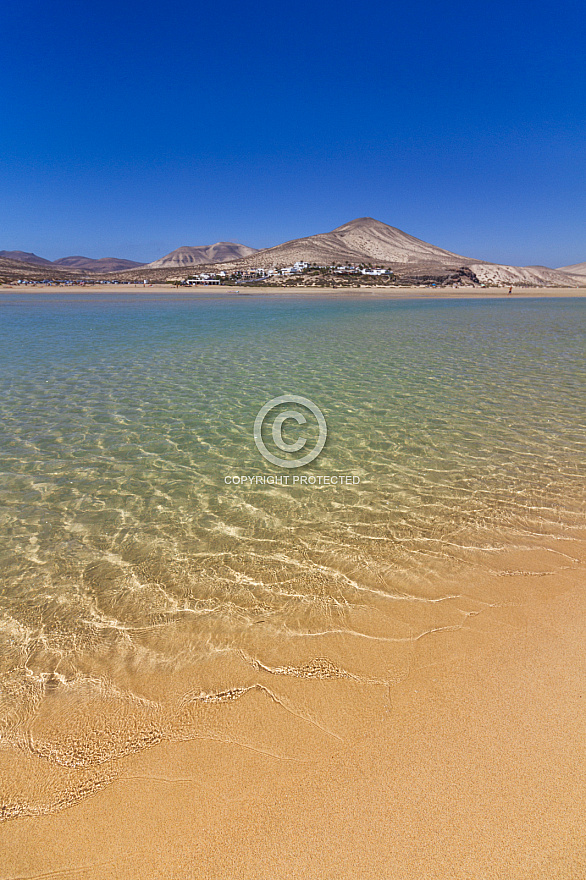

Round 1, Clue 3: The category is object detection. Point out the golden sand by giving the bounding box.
[1,539,584,879]
[2,283,586,298]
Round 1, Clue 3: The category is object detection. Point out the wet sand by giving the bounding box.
[2,283,586,298]
[1,292,584,877]
[2,540,584,879]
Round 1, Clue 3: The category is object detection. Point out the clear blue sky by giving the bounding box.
[1,0,584,266]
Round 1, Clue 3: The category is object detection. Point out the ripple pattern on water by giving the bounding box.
[0,294,585,816]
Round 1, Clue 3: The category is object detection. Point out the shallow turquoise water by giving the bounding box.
[0,293,585,812]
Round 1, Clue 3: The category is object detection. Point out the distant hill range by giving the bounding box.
[147,242,258,268]
[150,218,581,288]
[54,256,146,272]
[0,250,55,267]
[1,219,585,287]
[0,254,84,282]
[0,250,145,274]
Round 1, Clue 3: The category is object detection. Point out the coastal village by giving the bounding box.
[182,261,397,287]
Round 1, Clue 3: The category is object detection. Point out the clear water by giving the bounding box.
[0,293,585,816]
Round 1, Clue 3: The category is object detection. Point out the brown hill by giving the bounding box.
[222,217,482,271]
[0,256,84,282]
[0,250,54,267]
[195,218,582,287]
[148,242,258,268]
[54,256,146,272]
[0,251,145,275]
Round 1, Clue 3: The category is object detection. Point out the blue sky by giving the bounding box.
[1,0,584,266]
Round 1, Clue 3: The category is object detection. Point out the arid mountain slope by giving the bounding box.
[0,256,83,281]
[222,217,480,270]
[470,263,586,287]
[3,219,584,287]
[54,256,146,272]
[148,242,258,268]
[557,261,586,277]
[0,250,54,267]
[208,218,583,286]
[0,251,145,274]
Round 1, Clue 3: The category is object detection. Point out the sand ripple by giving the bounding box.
[1,294,585,817]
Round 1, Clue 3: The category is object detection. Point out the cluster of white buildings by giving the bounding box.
[184,262,311,284]
[330,265,388,276]
[279,261,310,275]
[183,261,391,285]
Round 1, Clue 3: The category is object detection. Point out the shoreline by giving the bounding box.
[2,283,586,299]
[1,293,584,877]
[1,534,585,878]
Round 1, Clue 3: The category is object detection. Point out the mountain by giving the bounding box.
[0,251,145,273]
[0,250,54,266]
[222,217,481,270]
[0,255,83,282]
[54,256,146,272]
[148,242,258,268]
[468,263,583,287]
[557,261,586,277]
[2,220,584,287]
[210,218,584,287]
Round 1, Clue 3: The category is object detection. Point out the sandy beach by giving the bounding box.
[2,537,584,879]
[2,283,586,298]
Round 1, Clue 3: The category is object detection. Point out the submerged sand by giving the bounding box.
[1,292,584,876]
[1,538,584,879]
